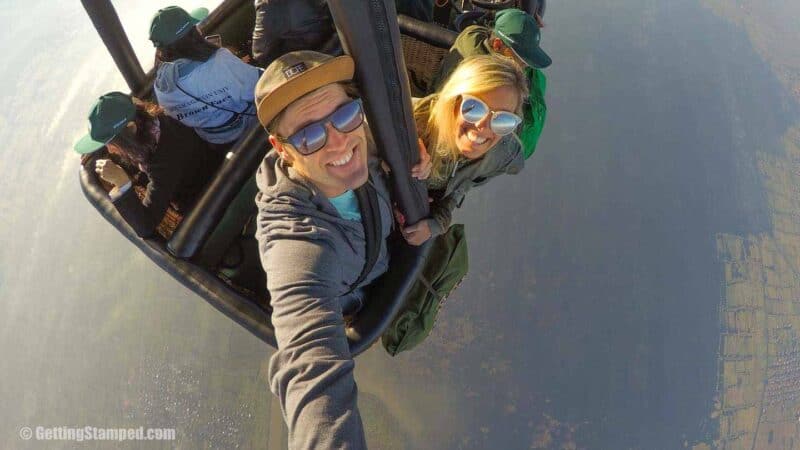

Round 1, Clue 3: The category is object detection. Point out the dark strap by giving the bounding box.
[345,181,382,295]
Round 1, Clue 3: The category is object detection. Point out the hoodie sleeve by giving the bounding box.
[427,191,463,237]
[262,235,367,450]
[426,137,523,237]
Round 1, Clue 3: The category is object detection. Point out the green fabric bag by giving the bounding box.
[382,224,469,356]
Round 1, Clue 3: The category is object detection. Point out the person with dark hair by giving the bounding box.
[150,6,261,145]
[74,92,224,238]
[431,8,551,159]
[251,0,338,68]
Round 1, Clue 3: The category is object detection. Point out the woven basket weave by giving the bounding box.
[131,184,183,239]
[400,35,449,96]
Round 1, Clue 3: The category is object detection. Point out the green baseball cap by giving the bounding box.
[74,92,136,154]
[149,6,209,47]
[493,8,552,69]
[255,51,355,128]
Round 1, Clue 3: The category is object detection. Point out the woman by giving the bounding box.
[74,92,224,238]
[402,54,528,245]
[150,6,261,145]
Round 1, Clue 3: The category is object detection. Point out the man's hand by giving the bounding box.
[401,220,432,246]
[95,159,130,187]
[410,138,432,180]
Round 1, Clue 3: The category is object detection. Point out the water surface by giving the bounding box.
[1,0,799,448]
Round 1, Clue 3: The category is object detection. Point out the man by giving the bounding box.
[395,0,433,22]
[253,50,429,449]
[431,8,552,159]
[251,0,337,68]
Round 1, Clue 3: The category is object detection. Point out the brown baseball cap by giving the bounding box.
[255,50,355,128]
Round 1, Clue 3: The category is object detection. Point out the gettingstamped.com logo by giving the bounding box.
[19,426,176,442]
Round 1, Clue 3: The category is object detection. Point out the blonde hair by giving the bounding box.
[415,54,528,185]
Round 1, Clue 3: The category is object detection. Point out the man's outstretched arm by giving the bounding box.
[263,236,367,450]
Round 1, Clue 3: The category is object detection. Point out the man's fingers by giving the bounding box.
[393,208,406,226]
[406,234,424,246]
[410,139,432,180]
[411,165,431,180]
[401,229,417,240]
[401,228,417,242]
[400,226,426,246]
[404,223,424,233]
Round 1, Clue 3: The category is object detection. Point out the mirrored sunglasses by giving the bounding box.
[459,94,522,136]
[278,99,365,155]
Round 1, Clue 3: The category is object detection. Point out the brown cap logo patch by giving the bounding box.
[283,63,308,79]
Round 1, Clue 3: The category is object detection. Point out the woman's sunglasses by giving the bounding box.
[276,98,365,155]
[459,94,522,136]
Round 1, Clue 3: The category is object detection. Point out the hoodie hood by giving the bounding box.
[255,149,350,227]
[254,148,393,303]
[154,58,201,94]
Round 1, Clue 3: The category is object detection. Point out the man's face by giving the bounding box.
[490,38,528,70]
[269,84,369,198]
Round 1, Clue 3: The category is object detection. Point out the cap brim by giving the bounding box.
[74,133,107,154]
[256,56,355,127]
[521,46,552,69]
[189,7,209,22]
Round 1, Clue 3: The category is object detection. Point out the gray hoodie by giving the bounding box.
[154,48,260,144]
[255,149,393,449]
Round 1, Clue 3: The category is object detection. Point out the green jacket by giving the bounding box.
[431,25,547,159]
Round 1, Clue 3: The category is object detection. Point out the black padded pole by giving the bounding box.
[167,125,268,259]
[81,0,146,93]
[327,0,430,225]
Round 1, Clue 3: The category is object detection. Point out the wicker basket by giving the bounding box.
[132,185,183,239]
[400,35,449,96]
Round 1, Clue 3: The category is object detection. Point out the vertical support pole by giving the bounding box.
[81,0,146,93]
[327,0,430,225]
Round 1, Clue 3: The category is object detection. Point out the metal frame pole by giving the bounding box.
[328,0,430,225]
[81,0,146,93]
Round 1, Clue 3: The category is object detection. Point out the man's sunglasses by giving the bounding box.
[276,98,364,155]
[459,94,522,136]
